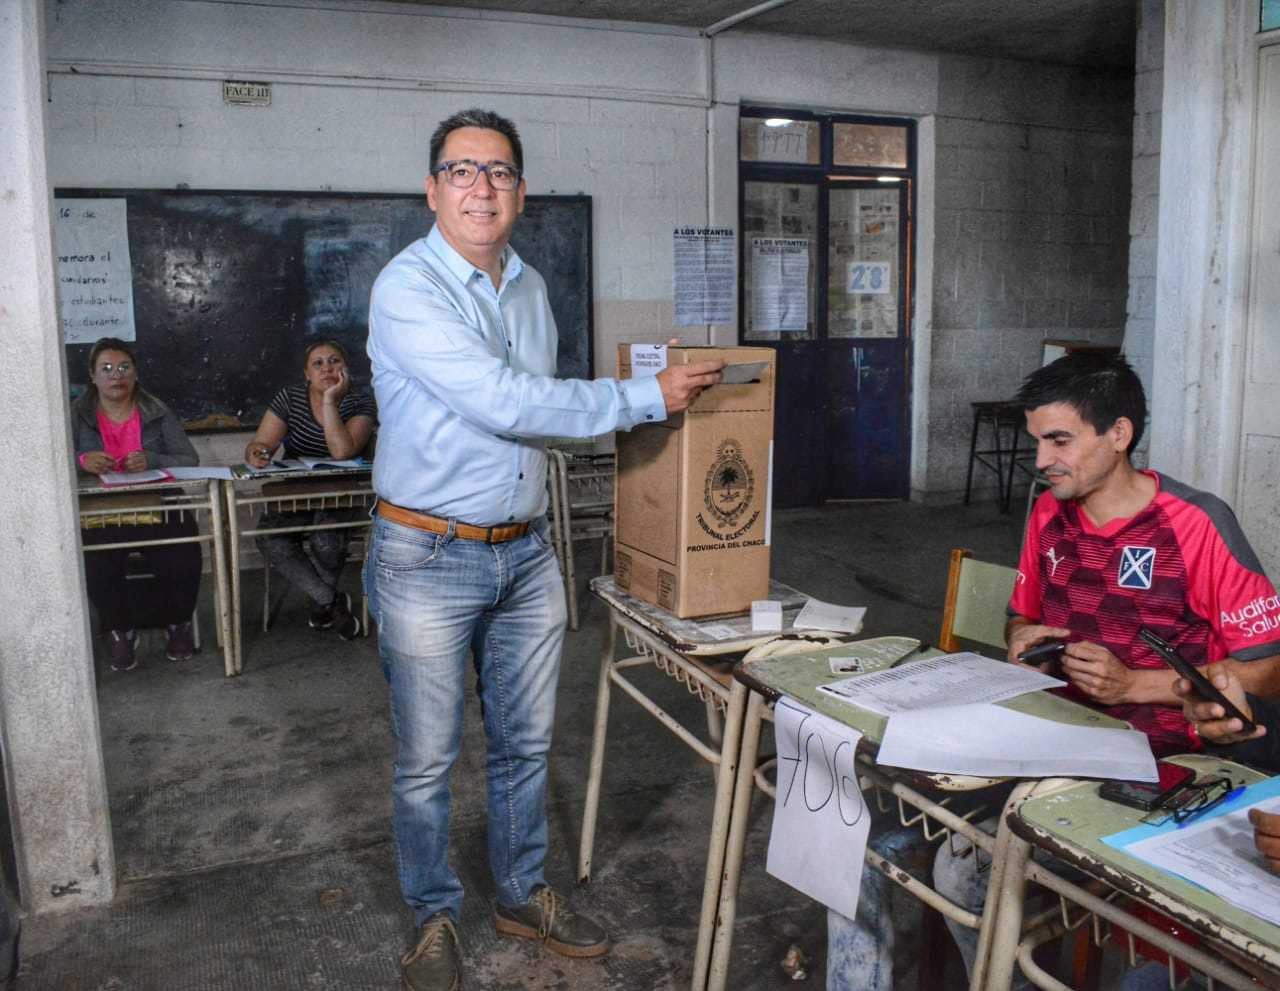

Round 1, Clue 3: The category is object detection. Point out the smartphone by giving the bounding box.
[1138,628,1257,734]
[1099,760,1196,811]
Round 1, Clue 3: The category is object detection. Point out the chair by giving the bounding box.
[963,402,1037,513]
[940,549,1114,989]
[938,548,1017,654]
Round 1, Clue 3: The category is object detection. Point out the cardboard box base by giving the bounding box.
[614,540,769,619]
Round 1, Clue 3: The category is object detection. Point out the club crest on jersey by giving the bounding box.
[1118,546,1155,590]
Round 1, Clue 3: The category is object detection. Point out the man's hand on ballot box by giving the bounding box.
[657,360,724,414]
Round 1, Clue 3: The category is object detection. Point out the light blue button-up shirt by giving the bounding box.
[368,225,666,526]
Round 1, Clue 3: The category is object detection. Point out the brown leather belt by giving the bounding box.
[377,501,530,544]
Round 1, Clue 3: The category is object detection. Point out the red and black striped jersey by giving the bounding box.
[1011,471,1280,755]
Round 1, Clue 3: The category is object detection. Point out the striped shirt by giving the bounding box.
[268,384,377,459]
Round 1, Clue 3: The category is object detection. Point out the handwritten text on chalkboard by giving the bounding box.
[53,198,136,345]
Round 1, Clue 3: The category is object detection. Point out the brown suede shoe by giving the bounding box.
[401,912,461,991]
[494,886,609,958]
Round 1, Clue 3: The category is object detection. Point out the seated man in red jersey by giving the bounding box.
[932,351,1280,986]
[1007,351,1280,752]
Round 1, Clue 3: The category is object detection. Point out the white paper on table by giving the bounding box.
[1117,790,1280,926]
[696,622,740,641]
[751,599,783,633]
[99,469,171,486]
[767,697,871,921]
[719,361,769,385]
[793,597,865,634]
[817,652,1065,716]
[876,702,1158,781]
[629,344,668,377]
[166,465,234,481]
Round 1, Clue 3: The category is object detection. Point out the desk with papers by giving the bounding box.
[77,475,234,675]
[995,755,1280,991]
[223,465,374,674]
[580,575,825,991]
[706,640,1131,991]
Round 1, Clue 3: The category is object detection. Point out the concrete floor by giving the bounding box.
[16,500,1038,990]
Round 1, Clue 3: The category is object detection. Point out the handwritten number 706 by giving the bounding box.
[778,711,865,827]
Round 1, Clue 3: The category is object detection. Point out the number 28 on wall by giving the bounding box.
[847,261,891,295]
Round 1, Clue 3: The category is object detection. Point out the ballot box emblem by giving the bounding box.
[1118,546,1156,590]
[703,438,755,527]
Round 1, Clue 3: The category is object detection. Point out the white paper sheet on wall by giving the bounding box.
[767,697,872,921]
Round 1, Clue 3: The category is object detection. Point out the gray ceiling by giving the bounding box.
[388,0,1137,70]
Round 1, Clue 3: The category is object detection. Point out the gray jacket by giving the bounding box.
[71,387,198,472]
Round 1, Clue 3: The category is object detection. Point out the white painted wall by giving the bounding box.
[42,0,1133,502]
[1,0,114,916]
[1150,0,1258,501]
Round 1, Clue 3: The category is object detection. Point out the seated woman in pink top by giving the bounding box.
[72,337,201,671]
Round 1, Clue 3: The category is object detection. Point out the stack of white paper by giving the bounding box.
[794,597,866,634]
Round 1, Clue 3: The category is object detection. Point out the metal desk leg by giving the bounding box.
[208,480,235,677]
[705,687,767,991]
[692,677,748,991]
[578,612,618,883]
[556,450,580,632]
[223,480,244,675]
[970,780,1038,991]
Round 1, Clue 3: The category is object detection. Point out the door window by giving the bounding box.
[828,185,902,339]
[742,181,819,342]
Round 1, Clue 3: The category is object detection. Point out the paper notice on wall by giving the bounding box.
[767,697,871,921]
[673,227,735,326]
[750,238,808,332]
[54,198,136,344]
[630,344,668,377]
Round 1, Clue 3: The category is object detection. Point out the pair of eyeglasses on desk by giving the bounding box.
[1141,776,1239,827]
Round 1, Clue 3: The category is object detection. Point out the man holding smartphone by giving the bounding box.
[1176,664,1280,874]
[1005,352,1280,754]
[930,352,1280,986]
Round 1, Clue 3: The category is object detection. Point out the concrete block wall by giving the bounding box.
[43,0,1136,508]
[923,55,1133,499]
[1122,0,1164,430]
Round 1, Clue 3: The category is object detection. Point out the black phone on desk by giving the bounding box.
[1137,627,1257,734]
[1098,760,1196,811]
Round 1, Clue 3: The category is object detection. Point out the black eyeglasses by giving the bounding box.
[433,159,522,191]
[95,361,135,378]
[1141,776,1234,827]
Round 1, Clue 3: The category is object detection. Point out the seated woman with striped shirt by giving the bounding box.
[244,340,376,639]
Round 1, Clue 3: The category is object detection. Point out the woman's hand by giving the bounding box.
[322,368,350,408]
[81,451,116,475]
[244,441,273,468]
[121,450,148,473]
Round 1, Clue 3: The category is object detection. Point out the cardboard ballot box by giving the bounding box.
[613,344,775,618]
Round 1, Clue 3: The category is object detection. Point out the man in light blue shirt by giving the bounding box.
[366,108,722,991]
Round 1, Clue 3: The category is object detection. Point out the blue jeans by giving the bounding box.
[364,513,567,925]
[826,823,930,991]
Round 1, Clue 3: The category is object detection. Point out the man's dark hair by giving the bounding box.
[429,108,524,175]
[1016,351,1148,453]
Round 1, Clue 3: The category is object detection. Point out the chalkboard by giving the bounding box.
[56,188,593,429]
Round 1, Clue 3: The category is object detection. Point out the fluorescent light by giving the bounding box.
[876,176,902,182]
[763,118,793,127]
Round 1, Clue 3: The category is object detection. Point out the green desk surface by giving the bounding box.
[737,637,1125,747]
[1011,754,1280,963]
